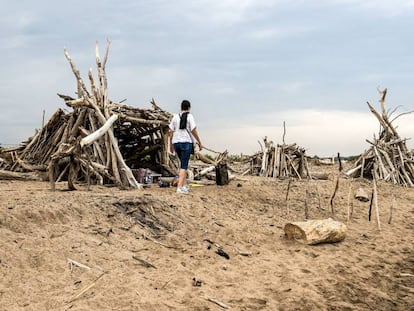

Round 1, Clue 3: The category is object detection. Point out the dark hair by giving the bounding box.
[179,112,188,129]
[181,100,191,111]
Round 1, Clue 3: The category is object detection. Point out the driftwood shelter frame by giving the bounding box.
[345,88,414,187]
[0,41,178,189]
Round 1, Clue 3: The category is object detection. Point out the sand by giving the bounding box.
[0,166,413,310]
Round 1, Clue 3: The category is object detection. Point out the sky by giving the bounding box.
[1,0,414,157]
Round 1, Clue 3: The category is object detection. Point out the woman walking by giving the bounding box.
[169,100,203,194]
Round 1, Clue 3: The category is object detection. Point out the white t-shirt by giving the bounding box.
[169,113,196,144]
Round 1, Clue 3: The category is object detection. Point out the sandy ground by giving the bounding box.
[0,165,413,311]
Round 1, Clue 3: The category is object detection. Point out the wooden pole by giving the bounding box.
[372,166,381,230]
[347,181,352,221]
[388,195,395,224]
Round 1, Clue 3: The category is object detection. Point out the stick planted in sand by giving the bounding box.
[368,190,374,222]
[388,195,395,224]
[347,181,353,221]
[330,153,343,214]
[285,178,292,216]
[372,166,381,230]
[304,185,309,220]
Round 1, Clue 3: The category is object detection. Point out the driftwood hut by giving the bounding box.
[0,41,178,189]
[248,137,310,179]
[345,88,414,187]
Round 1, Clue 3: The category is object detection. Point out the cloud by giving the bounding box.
[185,0,284,26]
[1,0,414,155]
[323,0,414,16]
[245,24,314,41]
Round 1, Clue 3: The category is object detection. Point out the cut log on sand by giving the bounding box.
[345,88,414,187]
[355,187,370,202]
[284,218,347,245]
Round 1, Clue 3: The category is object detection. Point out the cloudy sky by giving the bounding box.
[1,0,413,157]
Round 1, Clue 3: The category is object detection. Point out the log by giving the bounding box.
[196,166,215,178]
[355,187,369,202]
[284,218,347,245]
[345,164,362,177]
[0,169,43,181]
[80,114,118,147]
[119,114,168,126]
[310,172,329,180]
[16,156,47,171]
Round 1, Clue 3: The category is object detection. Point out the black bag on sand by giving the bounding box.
[215,162,229,185]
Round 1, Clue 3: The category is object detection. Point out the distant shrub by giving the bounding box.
[227,153,251,162]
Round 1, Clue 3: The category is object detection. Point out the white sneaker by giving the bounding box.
[176,187,189,194]
[183,184,190,192]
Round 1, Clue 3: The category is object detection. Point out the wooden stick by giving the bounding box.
[205,297,229,309]
[388,195,395,224]
[304,186,309,220]
[67,258,91,270]
[337,152,343,172]
[397,146,414,187]
[285,178,292,201]
[368,190,374,221]
[330,154,344,214]
[360,156,365,180]
[143,234,182,250]
[372,167,381,230]
[373,146,387,179]
[119,114,167,125]
[330,177,339,214]
[67,272,105,303]
[132,255,157,269]
[347,181,352,221]
[314,183,323,210]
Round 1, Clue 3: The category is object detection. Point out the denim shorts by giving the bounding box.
[174,142,192,169]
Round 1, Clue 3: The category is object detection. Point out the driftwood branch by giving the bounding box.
[80,114,118,147]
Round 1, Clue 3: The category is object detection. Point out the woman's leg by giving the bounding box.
[175,143,192,190]
[178,168,187,188]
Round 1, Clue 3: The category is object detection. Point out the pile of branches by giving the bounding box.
[0,41,177,189]
[248,137,310,179]
[346,88,414,187]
